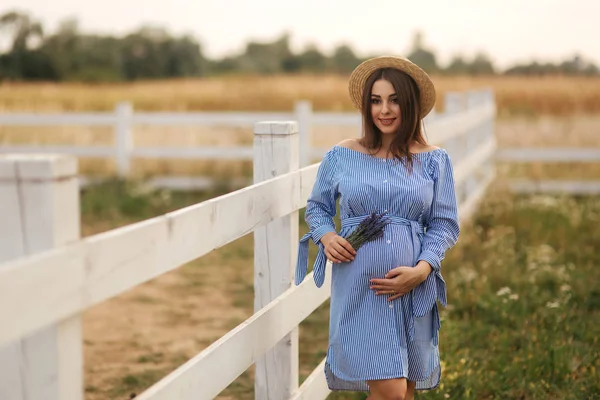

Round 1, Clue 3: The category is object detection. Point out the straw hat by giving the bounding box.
[348,56,436,118]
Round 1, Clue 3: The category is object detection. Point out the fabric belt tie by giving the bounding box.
[295,213,445,344]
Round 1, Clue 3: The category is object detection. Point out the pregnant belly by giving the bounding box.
[341,226,418,278]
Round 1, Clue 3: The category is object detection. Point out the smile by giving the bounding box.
[379,118,396,125]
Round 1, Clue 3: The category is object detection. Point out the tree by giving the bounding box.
[469,52,495,75]
[0,10,44,79]
[297,44,328,72]
[236,33,294,74]
[406,31,438,73]
[331,44,360,73]
[445,55,470,75]
[0,10,43,52]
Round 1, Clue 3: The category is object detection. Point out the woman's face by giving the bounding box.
[370,79,401,135]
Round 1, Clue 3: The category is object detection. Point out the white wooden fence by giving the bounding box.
[1,93,598,194]
[0,89,496,400]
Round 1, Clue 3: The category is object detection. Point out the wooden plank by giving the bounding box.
[507,179,600,194]
[289,358,331,400]
[0,113,116,126]
[0,155,82,400]
[145,176,250,191]
[114,102,133,177]
[311,112,360,126]
[253,121,300,399]
[427,103,495,146]
[0,157,26,400]
[131,146,254,160]
[0,145,113,157]
[0,164,319,347]
[134,269,331,400]
[497,148,600,162]
[295,101,312,167]
[453,138,496,186]
[459,170,495,221]
[133,112,292,126]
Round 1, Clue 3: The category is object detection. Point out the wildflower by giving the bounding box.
[496,287,511,296]
[509,293,519,301]
[560,284,571,292]
[546,301,560,309]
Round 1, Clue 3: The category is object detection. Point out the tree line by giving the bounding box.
[1,10,598,82]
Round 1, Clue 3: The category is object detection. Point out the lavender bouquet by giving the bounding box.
[344,211,391,250]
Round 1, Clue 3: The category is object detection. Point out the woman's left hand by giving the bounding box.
[369,261,432,301]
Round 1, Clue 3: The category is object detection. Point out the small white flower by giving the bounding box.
[560,284,571,292]
[496,287,511,296]
[546,301,560,309]
[509,294,519,301]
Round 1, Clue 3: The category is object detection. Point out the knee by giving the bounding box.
[379,393,406,400]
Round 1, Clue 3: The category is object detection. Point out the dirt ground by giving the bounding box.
[82,231,255,400]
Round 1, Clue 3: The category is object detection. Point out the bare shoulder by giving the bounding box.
[412,143,441,154]
[336,138,362,151]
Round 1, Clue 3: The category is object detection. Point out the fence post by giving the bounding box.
[465,91,485,200]
[444,91,465,115]
[0,154,82,400]
[443,91,467,206]
[115,101,133,177]
[253,121,300,400]
[294,101,312,168]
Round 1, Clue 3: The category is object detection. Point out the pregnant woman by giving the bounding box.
[295,56,460,400]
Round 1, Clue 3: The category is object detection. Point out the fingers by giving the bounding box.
[333,242,355,261]
[325,235,355,263]
[374,289,396,295]
[369,284,392,291]
[326,246,352,263]
[337,238,357,256]
[387,293,403,301]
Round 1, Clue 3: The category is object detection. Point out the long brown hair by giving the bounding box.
[358,67,427,170]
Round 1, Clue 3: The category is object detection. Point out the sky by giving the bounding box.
[2,0,599,69]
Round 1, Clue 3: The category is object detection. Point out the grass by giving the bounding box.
[79,180,600,400]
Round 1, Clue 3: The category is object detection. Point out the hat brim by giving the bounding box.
[348,56,436,118]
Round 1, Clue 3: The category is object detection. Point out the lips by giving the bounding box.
[379,118,396,126]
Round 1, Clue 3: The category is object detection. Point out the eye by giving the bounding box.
[370,98,380,104]
[390,98,398,103]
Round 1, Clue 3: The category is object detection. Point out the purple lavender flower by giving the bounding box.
[344,211,391,250]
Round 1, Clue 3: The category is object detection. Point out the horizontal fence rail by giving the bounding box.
[0,93,494,177]
[497,148,600,194]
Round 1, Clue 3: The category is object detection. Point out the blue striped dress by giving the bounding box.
[295,145,460,392]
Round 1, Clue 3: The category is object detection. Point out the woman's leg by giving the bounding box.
[406,380,416,400]
[366,378,408,400]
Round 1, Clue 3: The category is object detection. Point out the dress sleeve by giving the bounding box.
[417,149,460,272]
[295,147,339,287]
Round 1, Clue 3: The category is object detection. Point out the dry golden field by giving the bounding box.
[1,74,600,115]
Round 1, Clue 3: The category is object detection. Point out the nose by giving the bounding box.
[381,101,390,114]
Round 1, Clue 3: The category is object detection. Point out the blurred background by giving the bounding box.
[1,1,599,399]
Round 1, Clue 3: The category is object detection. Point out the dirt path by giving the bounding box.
[83,235,254,400]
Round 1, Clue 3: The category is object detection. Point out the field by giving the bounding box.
[2,74,600,116]
[2,74,599,399]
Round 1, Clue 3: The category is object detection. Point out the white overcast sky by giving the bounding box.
[2,0,599,69]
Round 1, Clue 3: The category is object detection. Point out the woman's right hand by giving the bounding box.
[320,232,356,263]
